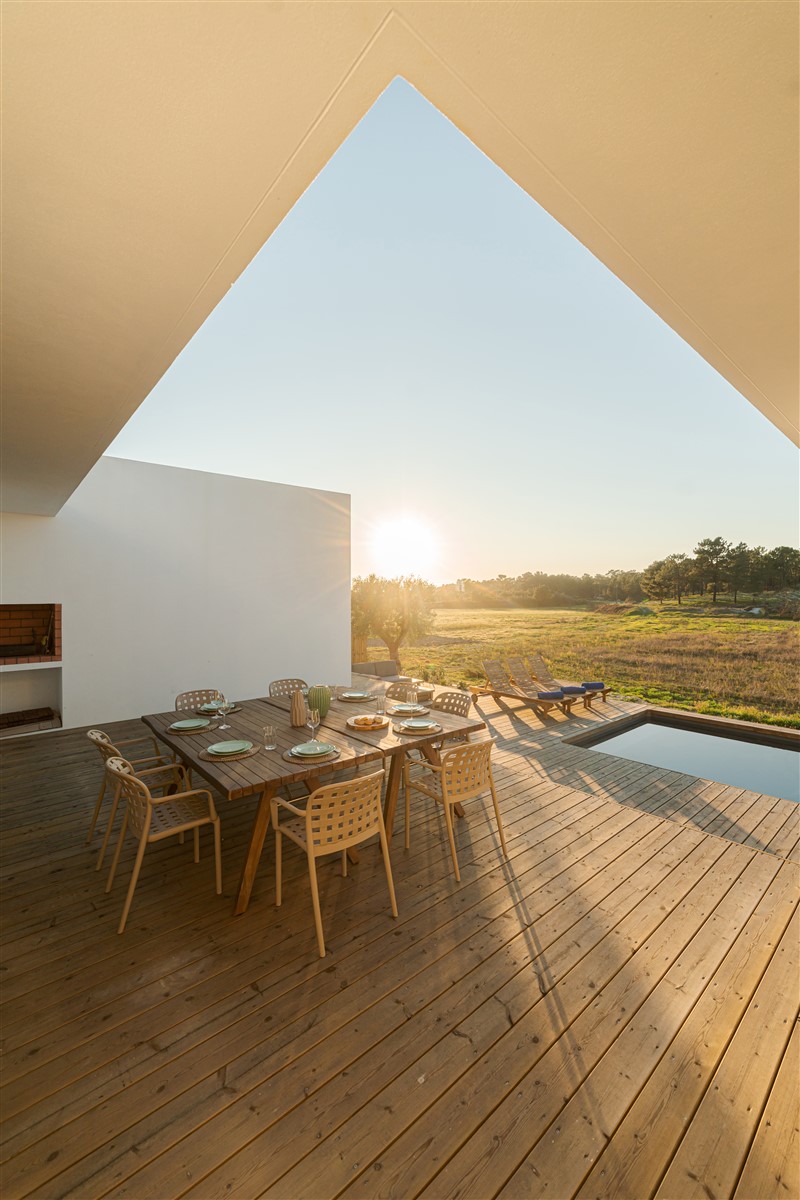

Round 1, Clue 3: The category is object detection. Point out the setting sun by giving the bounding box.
[369,514,440,579]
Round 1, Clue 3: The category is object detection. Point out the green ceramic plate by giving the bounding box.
[170,718,210,730]
[392,703,427,714]
[199,701,224,711]
[291,741,336,757]
[207,740,253,755]
[402,718,437,730]
[341,692,368,701]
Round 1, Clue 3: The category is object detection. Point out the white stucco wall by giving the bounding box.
[0,457,351,728]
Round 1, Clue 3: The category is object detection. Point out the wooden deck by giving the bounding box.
[1,696,798,1200]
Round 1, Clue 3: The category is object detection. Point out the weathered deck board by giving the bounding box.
[0,697,797,1200]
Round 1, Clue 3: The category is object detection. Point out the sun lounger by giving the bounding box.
[527,653,611,705]
[473,660,577,717]
[504,658,580,716]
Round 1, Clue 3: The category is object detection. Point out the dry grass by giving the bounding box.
[374,608,800,728]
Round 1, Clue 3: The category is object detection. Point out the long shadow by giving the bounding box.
[473,696,790,860]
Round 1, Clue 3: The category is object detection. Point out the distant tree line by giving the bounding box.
[641,539,800,605]
[433,540,800,609]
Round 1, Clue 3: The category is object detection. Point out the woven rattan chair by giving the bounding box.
[104,756,222,934]
[86,729,174,866]
[268,678,307,699]
[403,741,507,882]
[385,681,418,701]
[271,769,397,958]
[175,689,223,712]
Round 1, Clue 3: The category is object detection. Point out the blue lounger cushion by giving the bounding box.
[560,685,586,694]
[537,690,565,700]
[581,681,605,690]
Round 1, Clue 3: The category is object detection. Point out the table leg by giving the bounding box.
[234,785,275,916]
[383,751,405,840]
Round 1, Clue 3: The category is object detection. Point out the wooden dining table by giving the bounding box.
[142,676,485,915]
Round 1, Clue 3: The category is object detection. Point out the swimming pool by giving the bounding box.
[573,711,799,803]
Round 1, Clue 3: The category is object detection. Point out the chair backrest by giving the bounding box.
[269,678,307,699]
[106,756,152,837]
[305,770,385,853]
[430,690,472,718]
[175,689,222,712]
[87,729,121,764]
[527,653,558,688]
[482,661,515,691]
[351,661,378,676]
[506,658,539,697]
[385,682,414,700]
[440,741,495,802]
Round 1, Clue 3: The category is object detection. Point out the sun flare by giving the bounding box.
[369,514,439,580]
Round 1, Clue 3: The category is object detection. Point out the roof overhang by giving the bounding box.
[2,1,798,515]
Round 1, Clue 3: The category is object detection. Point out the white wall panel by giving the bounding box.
[0,457,350,728]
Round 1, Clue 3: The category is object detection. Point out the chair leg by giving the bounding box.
[194,827,200,863]
[275,829,282,907]
[443,800,461,882]
[378,821,398,918]
[489,779,508,857]
[307,849,326,958]
[96,781,122,870]
[105,808,129,892]
[117,833,148,934]
[87,774,107,843]
[341,849,348,878]
[212,818,222,894]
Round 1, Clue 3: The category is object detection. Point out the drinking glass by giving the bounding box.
[306,706,320,744]
[217,695,231,730]
[263,725,276,750]
[406,684,418,706]
[374,689,386,716]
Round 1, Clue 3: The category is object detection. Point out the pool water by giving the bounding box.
[589,721,799,803]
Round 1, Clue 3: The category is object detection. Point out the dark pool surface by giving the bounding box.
[589,722,799,803]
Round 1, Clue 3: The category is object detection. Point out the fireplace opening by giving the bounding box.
[0,604,62,665]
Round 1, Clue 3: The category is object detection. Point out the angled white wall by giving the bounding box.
[0,457,350,728]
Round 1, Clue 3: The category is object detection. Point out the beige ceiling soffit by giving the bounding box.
[383,8,800,445]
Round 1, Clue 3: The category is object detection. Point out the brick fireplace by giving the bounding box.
[0,603,62,665]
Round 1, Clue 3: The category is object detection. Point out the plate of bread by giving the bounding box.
[347,714,389,731]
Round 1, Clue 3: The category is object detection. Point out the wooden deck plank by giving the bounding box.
[654,907,799,1200]
[355,845,771,1200]
[0,792,634,1180]
[0,699,797,1200]
[118,821,700,1200]
[734,1021,800,1200]
[8,802,657,1198]
[511,864,799,1200]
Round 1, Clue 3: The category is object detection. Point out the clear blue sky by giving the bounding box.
[109,78,799,584]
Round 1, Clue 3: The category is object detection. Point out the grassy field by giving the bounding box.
[371,607,800,728]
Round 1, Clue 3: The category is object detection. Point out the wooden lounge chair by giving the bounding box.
[472,660,576,717]
[527,653,611,704]
[504,657,581,716]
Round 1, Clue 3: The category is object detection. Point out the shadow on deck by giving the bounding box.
[0,700,798,1200]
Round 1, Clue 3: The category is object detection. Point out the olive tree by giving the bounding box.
[351,575,435,667]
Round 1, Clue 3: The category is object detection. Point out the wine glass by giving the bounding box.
[217,695,232,730]
[306,706,320,745]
